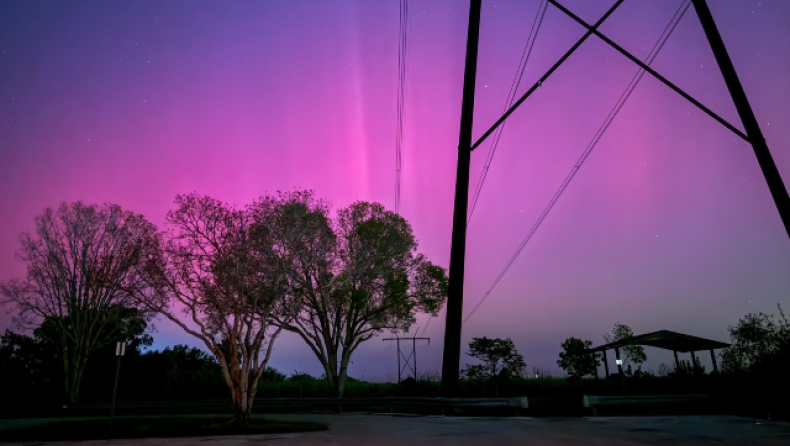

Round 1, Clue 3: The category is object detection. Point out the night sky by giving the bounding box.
[1,0,789,381]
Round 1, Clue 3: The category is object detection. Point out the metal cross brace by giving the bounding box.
[471,0,748,152]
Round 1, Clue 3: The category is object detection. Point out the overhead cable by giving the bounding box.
[395,0,409,213]
[468,0,548,224]
[463,0,692,324]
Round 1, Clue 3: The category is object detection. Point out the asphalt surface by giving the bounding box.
[2,414,789,445]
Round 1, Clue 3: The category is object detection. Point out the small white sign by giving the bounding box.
[116,341,126,356]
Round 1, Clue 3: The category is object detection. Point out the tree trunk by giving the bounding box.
[321,358,342,397]
[334,372,347,398]
[334,354,351,398]
[64,351,88,406]
[230,384,251,425]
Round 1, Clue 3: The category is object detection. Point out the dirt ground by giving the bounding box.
[2,413,789,446]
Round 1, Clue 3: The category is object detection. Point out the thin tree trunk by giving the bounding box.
[336,356,351,398]
[65,352,88,406]
[321,359,339,397]
[230,384,252,425]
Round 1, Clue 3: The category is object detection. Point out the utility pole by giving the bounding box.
[692,0,790,239]
[441,0,482,398]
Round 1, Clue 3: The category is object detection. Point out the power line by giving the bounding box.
[468,0,548,224]
[395,0,409,214]
[463,0,692,324]
[418,313,433,337]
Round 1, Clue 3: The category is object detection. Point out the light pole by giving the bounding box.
[109,341,126,431]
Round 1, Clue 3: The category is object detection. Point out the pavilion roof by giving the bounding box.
[588,330,729,353]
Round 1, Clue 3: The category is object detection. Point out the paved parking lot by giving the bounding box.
[2,414,789,446]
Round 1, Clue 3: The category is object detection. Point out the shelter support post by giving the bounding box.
[673,350,680,372]
[692,0,790,240]
[710,349,719,374]
[615,348,625,393]
[593,352,599,380]
[603,349,610,378]
[440,0,482,398]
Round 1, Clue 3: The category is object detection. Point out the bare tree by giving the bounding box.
[1,202,158,405]
[137,194,289,423]
[270,198,448,397]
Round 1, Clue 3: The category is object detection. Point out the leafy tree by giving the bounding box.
[557,337,599,381]
[134,194,289,423]
[0,202,158,405]
[721,304,790,373]
[603,322,646,369]
[461,337,526,381]
[267,195,448,397]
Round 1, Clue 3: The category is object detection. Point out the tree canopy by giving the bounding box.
[461,337,526,381]
[557,337,599,381]
[721,304,789,373]
[268,194,448,397]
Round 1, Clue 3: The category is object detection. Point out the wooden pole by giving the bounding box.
[441,0,483,398]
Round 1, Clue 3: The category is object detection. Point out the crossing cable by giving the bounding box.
[463,0,692,324]
[468,0,548,224]
[395,0,409,213]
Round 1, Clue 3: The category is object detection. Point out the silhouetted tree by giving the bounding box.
[603,322,646,369]
[134,194,288,423]
[127,345,223,400]
[268,196,448,397]
[557,337,599,382]
[0,329,59,405]
[0,307,151,408]
[462,337,526,381]
[43,307,153,401]
[721,304,789,373]
[0,202,158,405]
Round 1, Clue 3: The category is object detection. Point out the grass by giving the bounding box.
[0,414,327,441]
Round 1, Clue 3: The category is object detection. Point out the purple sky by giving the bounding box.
[1,0,789,381]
